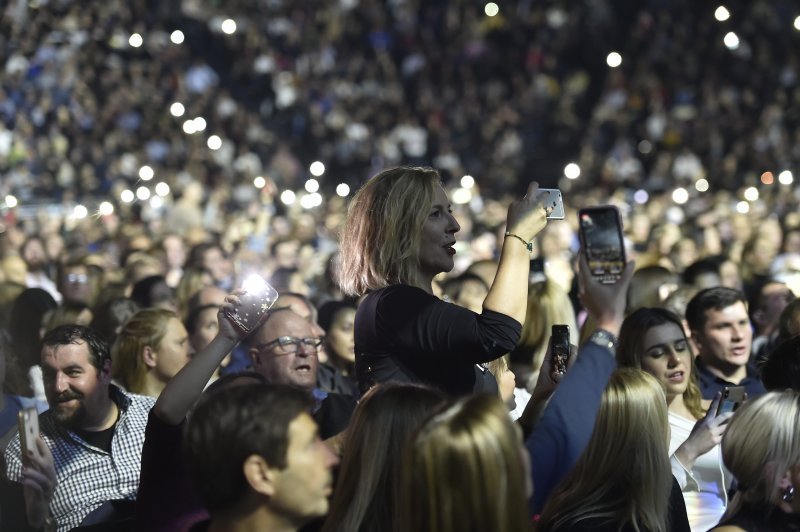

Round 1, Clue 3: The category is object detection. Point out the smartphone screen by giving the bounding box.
[550,324,570,379]
[579,206,626,284]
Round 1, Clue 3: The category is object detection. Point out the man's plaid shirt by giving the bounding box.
[4,386,155,532]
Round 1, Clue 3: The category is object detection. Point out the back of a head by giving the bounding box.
[9,288,58,368]
[184,383,313,517]
[398,393,530,532]
[323,383,445,532]
[778,297,800,341]
[720,390,800,514]
[627,266,678,313]
[538,368,671,532]
[89,297,140,345]
[761,337,800,391]
[685,286,746,333]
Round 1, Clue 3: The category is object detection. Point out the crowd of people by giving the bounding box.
[2,0,800,531]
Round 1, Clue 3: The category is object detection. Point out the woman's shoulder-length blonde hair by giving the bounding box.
[538,368,672,532]
[111,307,177,394]
[338,166,440,297]
[397,393,532,532]
[720,390,800,517]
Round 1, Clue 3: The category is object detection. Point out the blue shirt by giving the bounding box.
[694,356,766,400]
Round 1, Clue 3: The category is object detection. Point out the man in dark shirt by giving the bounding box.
[685,287,766,399]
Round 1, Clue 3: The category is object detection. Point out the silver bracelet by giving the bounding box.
[588,328,618,352]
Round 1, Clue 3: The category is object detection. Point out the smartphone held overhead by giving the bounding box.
[578,205,626,284]
[539,189,565,220]
[224,274,279,333]
[550,324,571,382]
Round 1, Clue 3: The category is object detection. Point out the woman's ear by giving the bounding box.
[243,454,276,497]
[142,346,157,369]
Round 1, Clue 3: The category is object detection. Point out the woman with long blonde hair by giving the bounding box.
[537,368,676,532]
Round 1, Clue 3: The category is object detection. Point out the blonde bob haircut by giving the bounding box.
[338,166,440,297]
[538,368,672,532]
[720,390,800,518]
[397,394,531,532]
[111,307,177,394]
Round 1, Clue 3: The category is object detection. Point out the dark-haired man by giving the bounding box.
[4,325,154,531]
[183,384,338,531]
[685,287,766,399]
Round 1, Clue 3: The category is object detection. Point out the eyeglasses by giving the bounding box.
[66,273,89,284]
[256,336,323,355]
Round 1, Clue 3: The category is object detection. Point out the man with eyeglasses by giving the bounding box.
[247,308,356,439]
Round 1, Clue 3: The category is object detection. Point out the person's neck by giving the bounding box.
[141,375,166,399]
[80,395,119,432]
[700,357,748,383]
[666,392,697,420]
[208,506,299,532]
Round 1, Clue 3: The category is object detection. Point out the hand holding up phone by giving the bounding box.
[20,435,56,529]
[578,252,635,337]
[223,274,279,335]
[674,391,735,471]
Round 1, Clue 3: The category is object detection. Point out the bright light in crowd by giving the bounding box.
[724,32,740,50]
[221,18,237,34]
[761,171,775,185]
[300,193,322,209]
[280,190,296,205]
[136,186,151,201]
[242,274,270,295]
[120,189,135,203]
[714,6,730,21]
[73,205,88,219]
[170,30,185,44]
[98,201,114,216]
[794,16,800,31]
[461,175,475,188]
[779,170,794,185]
[253,176,266,189]
[309,161,325,176]
[129,33,143,48]
[139,165,154,181]
[484,3,499,17]
[149,196,164,209]
[744,186,759,201]
[452,188,472,205]
[170,102,185,117]
[182,120,197,134]
[736,201,750,214]
[606,52,622,68]
[633,189,649,204]
[155,182,170,196]
[4,195,17,208]
[336,183,350,197]
[305,179,320,193]
[192,117,207,132]
[695,178,709,192]
[207,135,222,150]
[672,187,689,204]
[564,162,581,179]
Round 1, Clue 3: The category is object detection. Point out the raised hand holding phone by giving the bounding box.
[223,274,279,334]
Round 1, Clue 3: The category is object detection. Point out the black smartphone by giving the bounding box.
[578,206,626,284]
[224,274,279,333]
[550,324,571,381]
[18,407,40,465]
[530,257,546,284]
[539,189,565,220]
[716,386,746,416]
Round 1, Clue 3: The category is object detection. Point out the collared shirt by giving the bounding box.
[4,386,155,532]
[694,357,767,400]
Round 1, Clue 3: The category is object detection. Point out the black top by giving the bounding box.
[694,357,767,400]
[716,501,800,531]
[354,284,521,396]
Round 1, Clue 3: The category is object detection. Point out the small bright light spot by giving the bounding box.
[253,176,266,189]
[761,171,775,185]
[98,201,114,216]
[452,188,472,205]
[779,170,794,185]
[73,205,88,219]
[149,196,164,209]
[136,186,151,201]
[564,162,581,179]
[461,175,475,188]
[300,194,316,209]
[129,33,143,48]
[794,15,800,31]
[120,189,135,203]
[207,135,222,150]
[638,140,652,154]
[744,186,759,201]
[672,187,689,204]
[606,52,622,68]
[170,102,185,117]
[484,2,499,17]
[336,183,350,197]
[182,120,197,134]
[192,117,207,132]
[695,179,710,192]
[309,161,325,176]
[170,30,185,44]
[310,192,323,207]
[714,6,730,21]
[724,31,740,50]
[242,274,270,295]
[633,189,649,204]
[305,179,320,193]
[280,190,296,205]
[155,182,170,196]
[736,201,750,214]
[139,165,154,181]
[5,195,18,208]
[221,18,237,34]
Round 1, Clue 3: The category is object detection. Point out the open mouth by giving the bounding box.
[295,364,313,373]
[667,371,684,382]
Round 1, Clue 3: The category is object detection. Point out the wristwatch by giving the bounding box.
[587,328,618,352]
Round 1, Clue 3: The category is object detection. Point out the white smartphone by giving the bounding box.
[18,406,40,464]
[540,188,565,219]
[224,274,279,333]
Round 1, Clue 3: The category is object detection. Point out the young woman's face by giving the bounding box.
[154,317,191,382]
[417,186,460,282]
[326,308,356,363]
[639,322,692,399]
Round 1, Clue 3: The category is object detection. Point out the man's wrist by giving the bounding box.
[587,328,618,352]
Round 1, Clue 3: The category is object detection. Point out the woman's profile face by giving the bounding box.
[639,322,692,399]
[416,186,461,282]
[154,317,191,381]
[326,308,356,363]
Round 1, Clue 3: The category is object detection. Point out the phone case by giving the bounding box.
[578,206,626,284]
[225,276,279,333]
[717,386,746,415]
[539,189,565,220]
[18,407,39,462]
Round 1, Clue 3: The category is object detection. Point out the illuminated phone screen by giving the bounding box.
[580,208,625,284]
